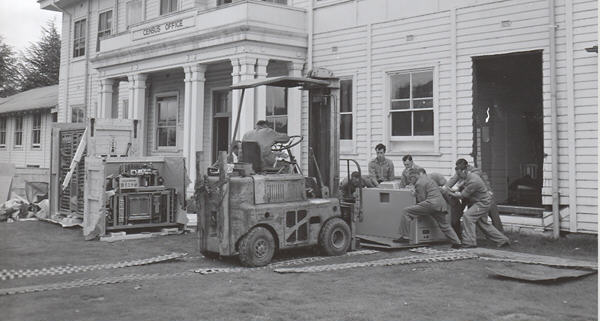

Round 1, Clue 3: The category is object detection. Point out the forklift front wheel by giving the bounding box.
[319,218,351,256]
[238,226,275,267]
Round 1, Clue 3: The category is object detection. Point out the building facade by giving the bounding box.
[40,0,597,233]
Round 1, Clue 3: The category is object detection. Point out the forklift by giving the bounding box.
[195,75,448,267]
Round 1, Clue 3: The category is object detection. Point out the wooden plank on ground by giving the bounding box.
[468,248,597,270]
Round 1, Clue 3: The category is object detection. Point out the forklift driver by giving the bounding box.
[394,168,462,248]
[242,120,290,168]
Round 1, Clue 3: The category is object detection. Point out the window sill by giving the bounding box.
[71,55,86,63]
[13,146,23,151]
[387,151,442,157]
[389,136,434,142]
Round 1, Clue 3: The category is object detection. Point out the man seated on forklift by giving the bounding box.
[368,143,395,185]
[338,171,377,202]
[394,167,462,248]
[242,120,290,169]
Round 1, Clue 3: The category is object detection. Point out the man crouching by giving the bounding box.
[394,168,462,248]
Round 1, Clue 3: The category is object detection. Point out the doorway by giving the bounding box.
[472,51,544,207]
[212,89,231,163]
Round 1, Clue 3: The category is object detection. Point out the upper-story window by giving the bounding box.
[32,112,42,148]
[389,69,434,137]
[0,117,6,148]
[127,0,142,26]
[14,116,23,147]
[97,10,112,52]
[160,0,178,15]
[73,19,87,57]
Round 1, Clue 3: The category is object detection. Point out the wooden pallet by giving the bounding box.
[99,228,182,242]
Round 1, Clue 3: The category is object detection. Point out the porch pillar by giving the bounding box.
[128,73,148,155]
[98,78,114,119]
[183,63,207,197]
[287,61,304,168]
[230,57,256,140]
[255,58,269,122]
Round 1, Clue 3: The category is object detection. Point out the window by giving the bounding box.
[73,19,87,57]
[72,106,86,123]
[340,79,353,140]
[156,96,178,147]
[0,117,6,147]
[32,113,42,148]
[266,86,287,134]
[97,10,112,52]
[127,0,142,26]
[14,116,23,147]
[160,0,178,15]
[122,99,129,119]
[389,69,434,137]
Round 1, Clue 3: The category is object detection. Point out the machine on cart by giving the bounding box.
[195,75,448,267]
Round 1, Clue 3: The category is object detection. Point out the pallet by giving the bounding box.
[99,228,181,242]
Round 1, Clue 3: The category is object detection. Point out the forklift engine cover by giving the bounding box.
[201,174,342,256]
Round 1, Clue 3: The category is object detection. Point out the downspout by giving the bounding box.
[85,0,91,120]
[51,2,71,122]
[548,0,560,239]
[307,0,313,71]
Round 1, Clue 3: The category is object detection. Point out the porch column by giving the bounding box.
[128,73,148,155]
[230,57,256,140]
[255,58,269,122]
[98,78,114,118]
[287,61,304,168]
[183,63,207,197]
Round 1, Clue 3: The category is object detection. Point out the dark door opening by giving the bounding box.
[212,90,231,163]
[472,51,544,207]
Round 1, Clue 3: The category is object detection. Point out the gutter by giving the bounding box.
[307,0,313,71]
[548,0,560,239]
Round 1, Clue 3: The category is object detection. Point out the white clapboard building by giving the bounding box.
[39,0,597,233]
[0,85,57,184]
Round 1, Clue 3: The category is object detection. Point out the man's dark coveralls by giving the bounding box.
[398,174,461,245]
[242,127,289,168]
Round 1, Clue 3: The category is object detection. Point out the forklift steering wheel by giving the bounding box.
[272,135,303,152]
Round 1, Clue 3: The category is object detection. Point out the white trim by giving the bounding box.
[153,91,180,152]
[383,65,439,153]
[566,0,577,233]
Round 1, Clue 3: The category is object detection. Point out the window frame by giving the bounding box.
[384,64,440,153]
[160,0,179,15]
[31,112,42,149]
[265,86,288,135]
[0,117,7,148]
[338,74,357,154]
[154,92,180,151]
[126,0,143,27]
[13,115,23,148]
[97,9,113,52]
[71,105,86,123]
[73,18,87,58]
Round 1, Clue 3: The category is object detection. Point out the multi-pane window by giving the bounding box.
[122,99,129,119]
[97,10,112,52]
[156,96,178,147]
[32,112,42,148]
[266,86,287,134]
[127,0,142,26]
[14,116,23,147]
[73,19,87,57]
[72,106,86,123]
[0,117,6,147]
[389,69,434,136]
[340,79,353,140]
[160,0,178,15]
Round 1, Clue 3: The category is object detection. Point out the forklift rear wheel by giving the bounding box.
[319,218,351,256]
[238,227,275,267]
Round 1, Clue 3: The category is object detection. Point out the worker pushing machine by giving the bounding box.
[395,167,462,248]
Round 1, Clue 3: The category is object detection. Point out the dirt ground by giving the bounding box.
[0,221,597,321]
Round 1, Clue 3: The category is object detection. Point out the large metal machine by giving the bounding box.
[196,75,448,267]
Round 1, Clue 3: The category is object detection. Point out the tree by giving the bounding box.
[0,36,20,97]
[19,21,61,92]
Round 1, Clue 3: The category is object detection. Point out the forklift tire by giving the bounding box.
[238,226,275,267]
[319,218,351,256]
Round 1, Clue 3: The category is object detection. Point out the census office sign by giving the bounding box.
[132,16,195,40]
